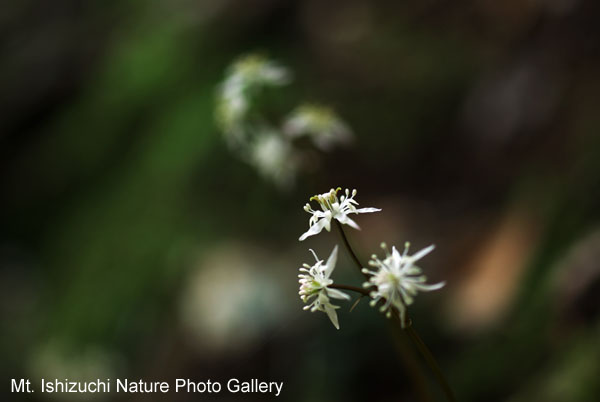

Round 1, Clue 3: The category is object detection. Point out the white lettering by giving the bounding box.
[11,379,27,393]
[175,379,220,393]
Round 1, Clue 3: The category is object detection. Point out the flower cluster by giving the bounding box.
[363,243,445,325]
[296,187,444,329]
[283,104,352,151]
[299,188,381,241]
[215,54,353,190]
[298,246,349,329]
[216,54,290,144]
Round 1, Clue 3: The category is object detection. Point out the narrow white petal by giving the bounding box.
[326,288,351,300]
[324,245,338,277]
[324,304,340,330]
[404,266,422,275]
[337,214,361,230]
[411,245,435,261]
[414,281,445,291]
[299,218,329,241]
[355,207,381,213]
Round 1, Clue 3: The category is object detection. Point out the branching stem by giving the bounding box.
[405,324,457,402]
[335,221,370,281]
[334,220,457,402]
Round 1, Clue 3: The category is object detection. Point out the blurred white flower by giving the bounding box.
[362,242,444,325]
[299,187,381,241]
[180,243,288,352]
[299,245,350,329]
[248,129,299,189]
[216,54,291,145]
[228,53,291,87]
[216,82,248,144]
[284,104,353,150]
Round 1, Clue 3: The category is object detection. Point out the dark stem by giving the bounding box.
[405,323,458,402]
[334,219,457,402]
[335,221,370,281]
[391,319,434,402]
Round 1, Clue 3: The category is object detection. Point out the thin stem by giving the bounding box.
[334,220,457,402]
[405,323,457,402]
[391,319,434,402]
[328,283,370,296]
[335,221,370,281]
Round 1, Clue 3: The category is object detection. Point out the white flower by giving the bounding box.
[299,188,381,241]
[298,246,350,329]
[248,129,299,189]
[224,54,291,96]
[216,54,291,145]
[216,82,248,144]
[283,104,353,150]
[228,54,291,87]
[362,242,444,325]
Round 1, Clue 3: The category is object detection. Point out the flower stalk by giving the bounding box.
[297,187,456,402]
[335,220,456,402]
[335,221,370,281]
[405,324,457,402]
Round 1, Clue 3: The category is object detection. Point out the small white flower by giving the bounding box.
[283,104,353,150]
[227,53,291,89]
[216,54,291,144]
[216,82,248,143]
[248,129,299,189]
[362,242,444,326]
[299,188,381,241]
[298,246,350,329]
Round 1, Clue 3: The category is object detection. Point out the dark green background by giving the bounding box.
[1,1,599,401]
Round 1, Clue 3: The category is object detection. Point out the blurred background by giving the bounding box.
[1,0,600,401]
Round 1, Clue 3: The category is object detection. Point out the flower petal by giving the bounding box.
[410,245,435,262]
[299,218,329,241]
[355,207,381,214]
[391,246,402,264]
[324,245,338,277]
[326,287,351,300]
[336,214,361,230]
[324,304,340,330]
[414,281,445,291]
